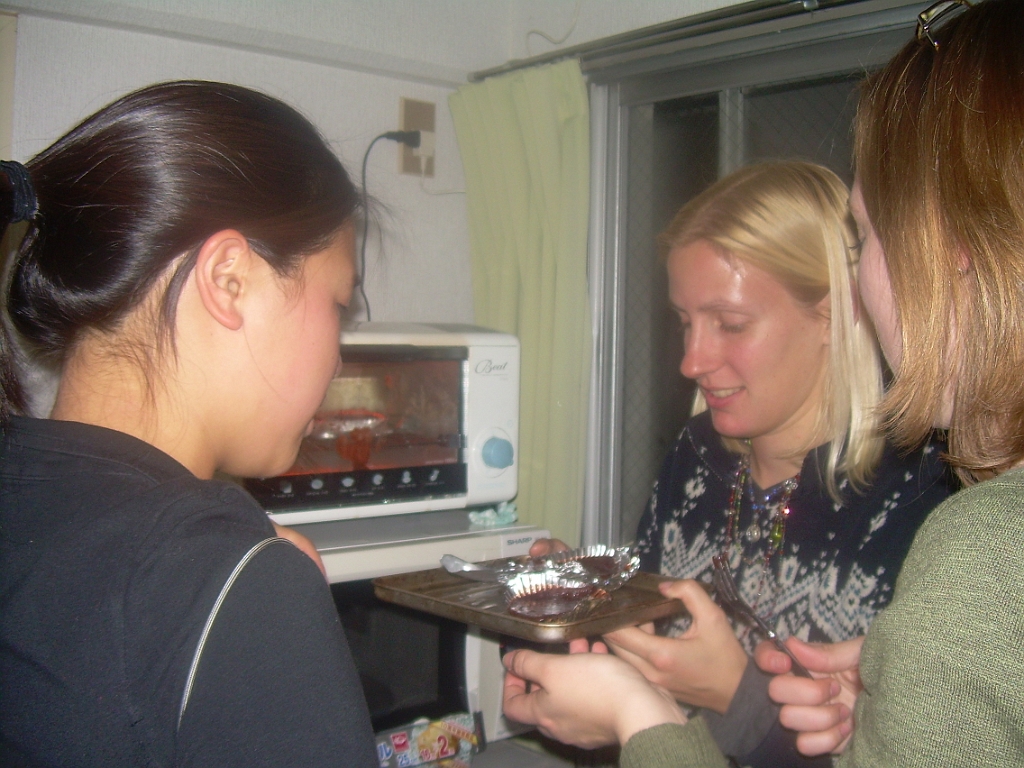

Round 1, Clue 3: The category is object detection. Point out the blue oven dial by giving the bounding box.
[481,436,514,469]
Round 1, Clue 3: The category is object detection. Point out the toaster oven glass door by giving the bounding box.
[245,346,467,511]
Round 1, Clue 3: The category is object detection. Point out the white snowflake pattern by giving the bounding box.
[684,476,706,499]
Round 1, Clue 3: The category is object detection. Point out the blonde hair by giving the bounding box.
[660,161,885,500]
[855,0,1024,485]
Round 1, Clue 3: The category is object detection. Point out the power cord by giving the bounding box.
[526,0,581,55]
[359,130,421,321]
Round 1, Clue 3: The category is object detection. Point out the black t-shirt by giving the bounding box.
[0,416,376,767]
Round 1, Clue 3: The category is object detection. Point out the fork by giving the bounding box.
[710,553,812,678]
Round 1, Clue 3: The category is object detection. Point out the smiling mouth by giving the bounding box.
[703,386,742,399]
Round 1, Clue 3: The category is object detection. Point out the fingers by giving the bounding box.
[568,637,609,655]
[502,649,543,683]
[602,627,665,676]
[528,538,571,557]
[778,701,852,733]
[754,639,793,675]
[768,675,839,707]
[602,626,684,696]
[501,667,538,726]
[786,636,865,673]
[602,641,653,680]
[791,714,854,757]
[502,668,529,701]
[500,649,686,749]
[658,578,719,619]
[568,637,590,654]
[272,522,327,579]
[756,636,865,679]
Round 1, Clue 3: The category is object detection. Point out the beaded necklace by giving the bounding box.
[722,452,800,612]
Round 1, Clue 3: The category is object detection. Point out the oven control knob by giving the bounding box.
[372,473,384,486]
[342,476,355,488]
[279,480,293,494]
[482,437,514,469]
[310,478,324,490]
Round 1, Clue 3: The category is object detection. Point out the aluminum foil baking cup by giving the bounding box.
[503,570,609,620]
[538,544,640,590]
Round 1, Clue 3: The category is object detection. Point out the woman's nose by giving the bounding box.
[679,330,714,380]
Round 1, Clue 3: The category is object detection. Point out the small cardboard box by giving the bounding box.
[375,712,480,768]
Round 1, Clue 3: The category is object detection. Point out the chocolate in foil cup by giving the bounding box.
[503,570,610,620]
[538,545,640,590]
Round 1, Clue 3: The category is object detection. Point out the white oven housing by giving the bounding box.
[261,322,519,525]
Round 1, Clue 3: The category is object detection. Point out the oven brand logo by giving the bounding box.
[506,536,534,546]
[474,359,509,375]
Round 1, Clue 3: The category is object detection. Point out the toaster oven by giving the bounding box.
[245,323,519,525]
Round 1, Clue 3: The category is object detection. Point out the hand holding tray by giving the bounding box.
[372,562,687,643]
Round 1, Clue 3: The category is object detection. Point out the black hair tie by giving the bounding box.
[1,160,38,222]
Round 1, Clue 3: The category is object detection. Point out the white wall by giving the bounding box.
[8,13,472,324]
[3,0,739,328]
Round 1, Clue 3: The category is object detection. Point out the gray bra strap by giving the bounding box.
[177,536,288,730]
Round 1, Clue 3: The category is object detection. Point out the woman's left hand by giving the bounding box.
[603,578,748,714]
[754,636,863,755]
[502,641,687,748]
[272,522,327,580]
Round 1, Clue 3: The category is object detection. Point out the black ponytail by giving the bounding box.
[1,160,38,424]
[1,81,360,428]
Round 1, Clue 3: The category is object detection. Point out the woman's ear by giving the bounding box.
[192,230,253,331]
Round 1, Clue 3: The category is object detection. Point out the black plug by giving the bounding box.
[382,130,421,148]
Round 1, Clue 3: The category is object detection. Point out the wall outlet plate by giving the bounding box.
[399,97,435,178]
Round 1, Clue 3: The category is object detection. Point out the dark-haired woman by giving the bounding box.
[0,82,375,767]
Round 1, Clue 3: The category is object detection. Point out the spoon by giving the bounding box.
[441,554,501,582]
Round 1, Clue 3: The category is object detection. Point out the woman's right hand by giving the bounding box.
[753,636,865,756]
[529,538,570,557]
[603,578,748,714]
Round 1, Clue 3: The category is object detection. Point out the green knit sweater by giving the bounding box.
[621,468,1024,768]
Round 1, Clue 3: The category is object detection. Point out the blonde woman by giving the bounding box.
[531,161,952,767]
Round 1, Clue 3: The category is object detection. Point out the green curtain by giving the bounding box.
[449,59,591,545]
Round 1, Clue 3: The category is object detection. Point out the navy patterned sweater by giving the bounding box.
[635,411,954,767]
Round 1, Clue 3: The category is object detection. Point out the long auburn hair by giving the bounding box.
[855,0,1024,484]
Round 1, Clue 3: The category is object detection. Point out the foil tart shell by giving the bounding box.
[537,545,640,590]
[503,570,609,620]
